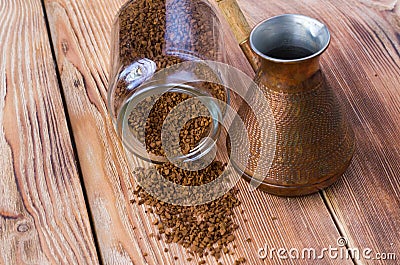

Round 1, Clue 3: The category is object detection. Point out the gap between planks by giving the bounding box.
[39,0,104,263]
[320,190,358,265]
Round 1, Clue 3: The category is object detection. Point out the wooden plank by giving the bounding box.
[0,0,99,264]
[43,0,351,264]
[237,0,400,263]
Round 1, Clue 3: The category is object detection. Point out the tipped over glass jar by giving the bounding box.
[108,0,229,167]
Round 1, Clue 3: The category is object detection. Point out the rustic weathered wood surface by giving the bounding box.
[43,0,348,264]
[1,0,399,264]
[0,0,98,264]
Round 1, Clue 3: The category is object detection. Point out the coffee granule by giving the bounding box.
[235,257,247,264]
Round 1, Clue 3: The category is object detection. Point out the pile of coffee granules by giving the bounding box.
[132,161,247,264]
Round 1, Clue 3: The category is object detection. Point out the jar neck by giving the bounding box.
[257,56,321,93]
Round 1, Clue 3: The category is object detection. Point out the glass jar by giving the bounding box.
[108,0,228,166]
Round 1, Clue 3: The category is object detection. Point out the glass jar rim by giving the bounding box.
[117,81,230,165]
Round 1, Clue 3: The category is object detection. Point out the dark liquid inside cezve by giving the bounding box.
[264,46,315,60]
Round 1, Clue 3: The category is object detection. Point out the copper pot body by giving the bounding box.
[236,14,355,196]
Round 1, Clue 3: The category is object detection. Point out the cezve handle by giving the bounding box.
[216,0,259,71]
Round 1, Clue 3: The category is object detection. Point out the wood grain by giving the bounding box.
[216,0,252,44]
[238,0,400,263]
[0,0,98,264]
[43,0,349,264]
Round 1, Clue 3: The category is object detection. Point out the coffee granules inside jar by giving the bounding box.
[127,92,212,157]
[113,0,226,121]
[132,161,247,263]
[114,0,227,156]
[117,0,221,65]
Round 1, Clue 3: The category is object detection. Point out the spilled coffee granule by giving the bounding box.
[234,258,247,265]
[132,161,246,262]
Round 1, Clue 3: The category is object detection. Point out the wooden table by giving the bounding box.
[1,0,399,264]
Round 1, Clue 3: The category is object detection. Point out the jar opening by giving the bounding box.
[118,82,227,166]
